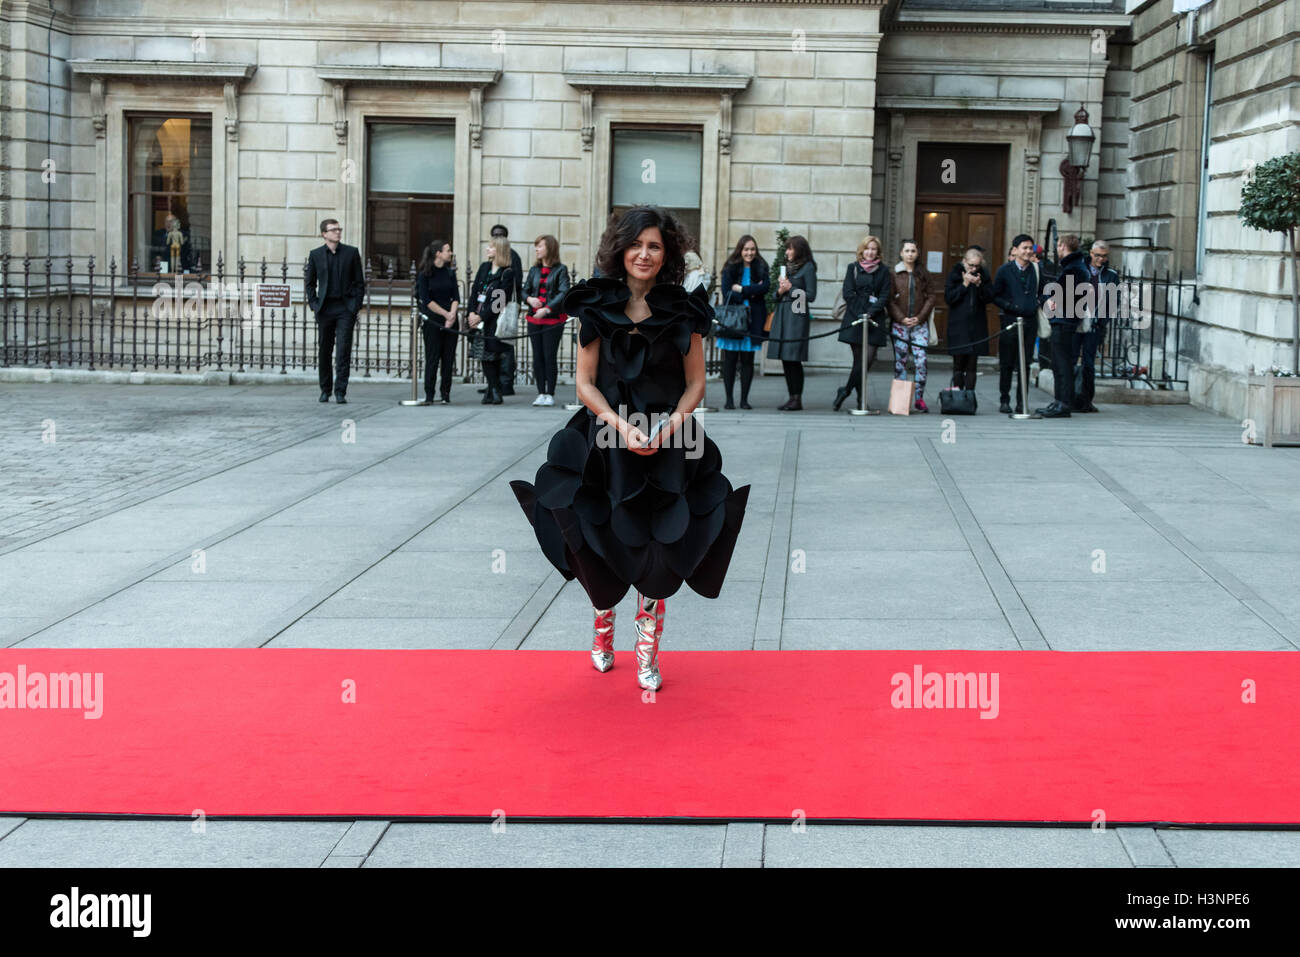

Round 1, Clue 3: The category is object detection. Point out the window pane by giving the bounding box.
[369,123,454,194]
[128,115,211,271]
[916,143,1007,197]
[611,129,702,210]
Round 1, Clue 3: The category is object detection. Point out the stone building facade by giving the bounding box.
[1,0,1295,415]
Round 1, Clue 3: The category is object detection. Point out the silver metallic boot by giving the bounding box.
[591,607,615,673]
[633,592,665,691]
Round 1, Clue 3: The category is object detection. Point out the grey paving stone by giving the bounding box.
[269,617,510,649]
[365,822,727,867]
[17,580,324,648]
[1016,580,1292,651]
[321,855,366,867]
[784,550,1001,619]
[960,482,1136,525]
[312,550,554,618]
[331,820,390,857]
[1158,829,1300,867]
[722,822,764,868]
[790,505,969,551]
[1117,827,1175,867]
[1147,503,1300,553]
[981,522,1212,583]
[780,618,1019,650]
[763,825,1133,867]
[1205,551,1300,622]
[0,820,350,867]
[0,818,25,842]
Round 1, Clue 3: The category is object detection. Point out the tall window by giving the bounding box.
[127,115,212,273]
[610,127,702,242]
[366,121,455,279]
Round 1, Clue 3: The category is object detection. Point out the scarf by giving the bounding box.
[859,255,880,273]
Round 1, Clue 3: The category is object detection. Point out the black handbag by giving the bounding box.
[713,291,750,340]
[939,388,978,415]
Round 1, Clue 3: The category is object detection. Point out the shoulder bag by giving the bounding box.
[713,289,750,339]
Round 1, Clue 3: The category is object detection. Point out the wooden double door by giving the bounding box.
[914,203,1005,356]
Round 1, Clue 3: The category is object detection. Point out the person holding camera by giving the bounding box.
[944,246,993,393]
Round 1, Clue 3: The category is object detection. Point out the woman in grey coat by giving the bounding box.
[767,234,817,411]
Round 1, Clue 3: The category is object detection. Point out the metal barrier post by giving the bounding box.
[849,314,880,415]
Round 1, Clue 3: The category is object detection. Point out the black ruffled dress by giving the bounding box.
[509,278,751,609]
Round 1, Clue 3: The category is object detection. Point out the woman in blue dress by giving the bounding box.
[716,235,769,410]
[510,206,751,692]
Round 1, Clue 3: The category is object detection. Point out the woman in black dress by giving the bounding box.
[510,206,751,692]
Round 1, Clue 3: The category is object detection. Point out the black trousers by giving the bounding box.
[782,360,804,397]
[844,342,878,396]
[316,305,356,396]
[1070,328,1101,409]
[1049,324,1077,406]
[997,317,1034,405]
[951,353,977,390]
[721,349,755,403]
[528,322,564,395]
[421,320,458,400]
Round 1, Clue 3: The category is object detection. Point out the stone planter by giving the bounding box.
[1246,373,1300,447]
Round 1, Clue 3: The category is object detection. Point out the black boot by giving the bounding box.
[833,386,850,411]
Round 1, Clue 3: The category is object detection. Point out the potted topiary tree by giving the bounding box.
[1240,151,1300,446]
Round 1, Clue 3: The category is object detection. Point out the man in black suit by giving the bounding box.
[305,218,366,403]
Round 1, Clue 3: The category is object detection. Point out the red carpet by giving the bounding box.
[0,649,1295,823]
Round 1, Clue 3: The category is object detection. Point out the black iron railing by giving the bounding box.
[1,253,724,385]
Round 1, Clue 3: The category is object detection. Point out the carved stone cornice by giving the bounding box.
[564,71,753,95]
[68,60,257,140]
[67,60,257,82]
[878,96,1062,113]
[316,66,501,147]
[314,66,501,89]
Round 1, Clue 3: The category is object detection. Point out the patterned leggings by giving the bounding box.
[892,322,929,401]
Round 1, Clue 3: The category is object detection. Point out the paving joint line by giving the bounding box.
[1058,443,1300,650]
[7,411,480,648]
[916,436,1050,650]
[754,430,799,650]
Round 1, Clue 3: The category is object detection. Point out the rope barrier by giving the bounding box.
[415,302,1029,353]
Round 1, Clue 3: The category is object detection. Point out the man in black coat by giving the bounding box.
[1034,234,1091,417]
[305,218,366,403]
[990,233,1047,414]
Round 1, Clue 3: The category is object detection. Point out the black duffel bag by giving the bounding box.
[713,290,750,339]
[939,387,978,415]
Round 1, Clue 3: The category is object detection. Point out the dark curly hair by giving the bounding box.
[595,206,695,286]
